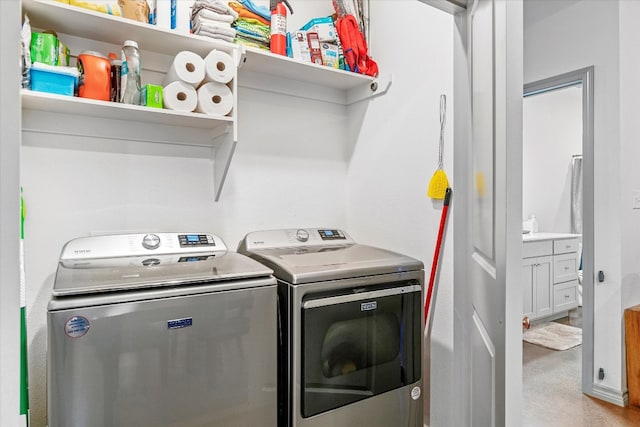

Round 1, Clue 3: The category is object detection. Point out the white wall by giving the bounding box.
[619,0,640,387]
[346,2,454,426]
[20,1,454,426]
[523,86,582,233]
[525,0,631,400]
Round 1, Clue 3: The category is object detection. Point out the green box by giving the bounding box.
[30,32,59,66]
[141,84,163,108]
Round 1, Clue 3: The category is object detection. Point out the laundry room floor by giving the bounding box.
[522,308,640,426]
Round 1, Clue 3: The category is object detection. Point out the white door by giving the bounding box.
[451,0,523,425]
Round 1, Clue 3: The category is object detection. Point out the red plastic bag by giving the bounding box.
[335,14,378,77]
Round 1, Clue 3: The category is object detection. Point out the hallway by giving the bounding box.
[523,310,640,426]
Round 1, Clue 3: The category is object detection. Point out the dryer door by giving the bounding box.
[300,280,421,418]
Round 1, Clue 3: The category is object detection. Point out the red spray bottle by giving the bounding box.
[270,0,293,56]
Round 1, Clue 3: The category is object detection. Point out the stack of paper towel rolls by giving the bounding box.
[162,49,234,116]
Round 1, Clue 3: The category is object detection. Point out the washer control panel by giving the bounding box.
[240,228,354,251]
[60,232,225,260]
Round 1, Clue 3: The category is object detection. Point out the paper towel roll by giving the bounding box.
[196,82,233,116]
[202,50,234,85]
[163,51,205,87]
[163,80,198,112]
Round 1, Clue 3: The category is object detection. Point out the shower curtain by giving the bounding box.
[571,155,583,235]
[572,155,583,306]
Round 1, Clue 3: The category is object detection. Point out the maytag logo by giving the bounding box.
[74,249,91,255]
[361,301,377,311]
[167,317,193,329]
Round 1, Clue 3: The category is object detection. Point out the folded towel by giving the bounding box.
[192,19,237,37]
[234,19,270,41]
[234,28,269,44]
[192,8,235,24]
[228,1,270,26]
[236,0,271,21]
[234,35,270,49]
[192,0,239,20]
[196,30,236,43]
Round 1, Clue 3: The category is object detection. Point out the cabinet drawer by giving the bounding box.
[553,238,579,255]
[554,252,579,283]
[554,280,579,312]
[523,240,553,258]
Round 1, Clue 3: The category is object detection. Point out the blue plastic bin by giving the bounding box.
[30,62,79,96]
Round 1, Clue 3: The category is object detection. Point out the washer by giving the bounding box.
[238,228,424,427]
[48,233,278,427]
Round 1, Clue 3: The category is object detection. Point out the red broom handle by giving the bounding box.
[425,187,452,327]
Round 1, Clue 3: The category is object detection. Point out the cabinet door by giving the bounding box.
[534,256,553,318]
[522,259,535,319]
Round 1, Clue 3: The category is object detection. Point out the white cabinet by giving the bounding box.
[522,233,580,321]
[21,0,385,200]
[522,255,553,319]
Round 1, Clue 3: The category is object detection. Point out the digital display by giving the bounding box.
[318,229,346,240]
[178,255,214,262]
[178,234,215,247]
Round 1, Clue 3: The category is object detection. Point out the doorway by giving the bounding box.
[522,67,595,417]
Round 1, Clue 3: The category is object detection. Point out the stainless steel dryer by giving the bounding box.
[238,228,424,427]
[48,233,278,427]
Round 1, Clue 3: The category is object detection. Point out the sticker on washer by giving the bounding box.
[64,316,90,338]
[411,386,421,400]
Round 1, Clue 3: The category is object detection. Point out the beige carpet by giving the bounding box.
[523,321,582,351]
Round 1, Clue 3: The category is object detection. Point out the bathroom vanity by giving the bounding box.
[522,232,581,322]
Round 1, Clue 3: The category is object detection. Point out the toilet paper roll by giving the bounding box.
[163,51,205,88]
[163,80,198,112]
[196,82,233,116]
[202,50,234,85]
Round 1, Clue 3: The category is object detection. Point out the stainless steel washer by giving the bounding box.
[238,228,424,427]
[48,233,278,427]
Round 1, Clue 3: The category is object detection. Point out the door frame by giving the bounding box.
[523,66,595,397]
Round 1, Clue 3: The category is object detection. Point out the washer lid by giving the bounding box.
[53,233,273,296]
[242,244,423,284]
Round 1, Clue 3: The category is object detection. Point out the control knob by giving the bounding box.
[142,234,161,250]
[296,229,309,242]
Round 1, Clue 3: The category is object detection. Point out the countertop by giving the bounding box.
[522,232,581,242]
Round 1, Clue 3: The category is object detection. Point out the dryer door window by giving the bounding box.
[300,280,421,418]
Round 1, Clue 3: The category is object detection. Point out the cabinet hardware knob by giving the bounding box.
[522,316,530,329]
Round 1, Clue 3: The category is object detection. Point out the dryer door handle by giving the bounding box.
[302,284,421,309]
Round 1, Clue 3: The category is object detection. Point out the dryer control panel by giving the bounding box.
[60,232,226,260]
[239,228,354,251]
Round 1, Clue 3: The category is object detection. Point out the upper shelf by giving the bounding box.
[23,0,236,58]
[23,0,389,105]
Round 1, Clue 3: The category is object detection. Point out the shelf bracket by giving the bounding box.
[212,126,237,202]
[345,73,392,105]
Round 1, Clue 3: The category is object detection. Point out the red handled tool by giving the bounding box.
[425,187,452,329]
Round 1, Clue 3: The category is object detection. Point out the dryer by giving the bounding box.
[238,228,424,427]
[47,232,278,427]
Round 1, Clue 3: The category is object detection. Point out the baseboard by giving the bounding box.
[530,311,568,325]
[589,384,628,407]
